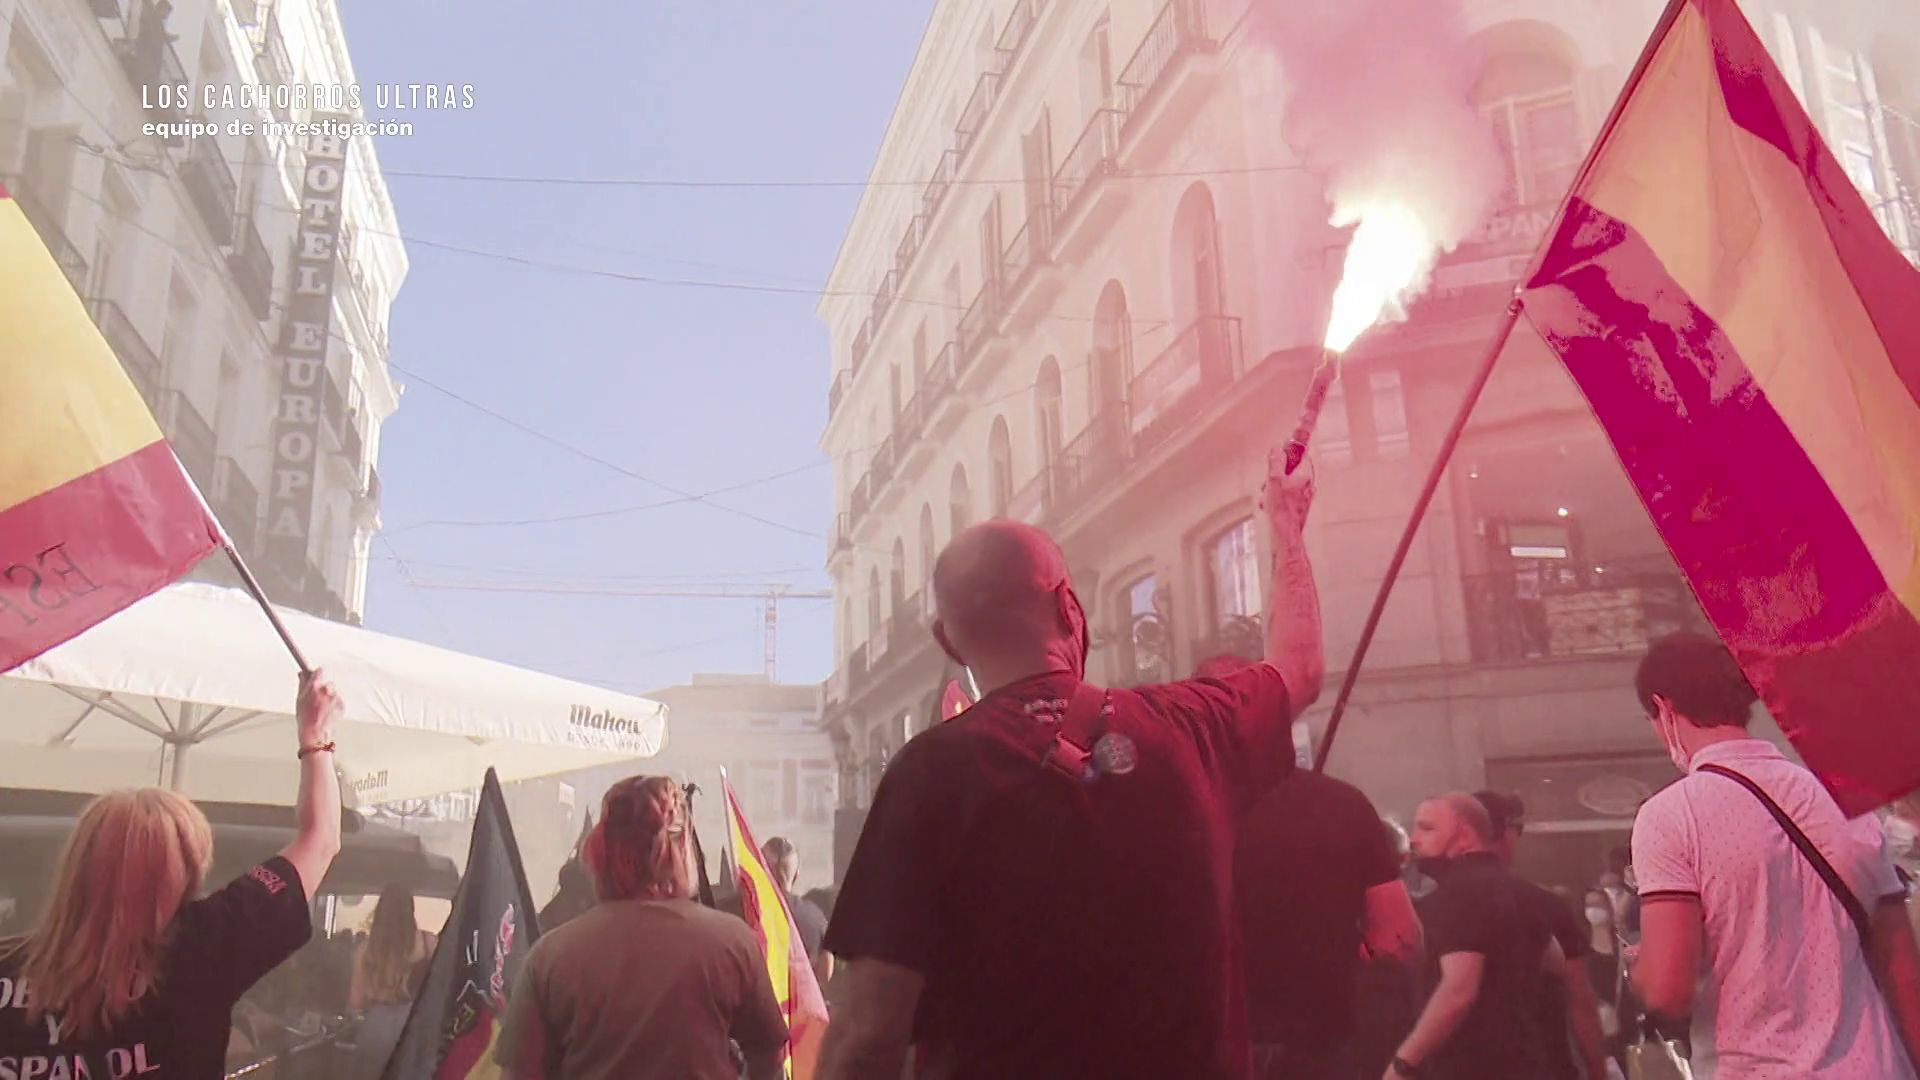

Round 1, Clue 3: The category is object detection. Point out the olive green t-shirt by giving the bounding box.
[495,898,786,1079]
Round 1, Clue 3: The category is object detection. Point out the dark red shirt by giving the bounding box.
[824,664,1294,1079]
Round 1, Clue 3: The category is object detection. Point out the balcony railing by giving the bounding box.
[873,269,900,328]
[957,281,1000,366]
[924,148,959,220]
[1462,571,1696,663]
[894,214,928,279]
[850,320,873,373]
[828,369,851,417]
[1053,408,1128,520]
[1007,463,1054,523]
[1117,0,1219,123]
[181,129,237,245]
[87,298,161,400]
[1053,109,1124,221]
[162,390,217,491]
[2,175,88,292]
[994,0,1046,70]
[116,5,189,142]
[1000,202,1053,295]
[1127,314,1242,452]
[213,456,260,552]
[228,216,274,321]
[955,72,1002,159]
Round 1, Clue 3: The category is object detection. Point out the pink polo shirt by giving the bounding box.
[1632,739,1912,1079]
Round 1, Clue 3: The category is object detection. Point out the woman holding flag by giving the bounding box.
[494,775,788,1079]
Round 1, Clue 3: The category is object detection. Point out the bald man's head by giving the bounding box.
[932,520,1085,676]
[1410,792,1496,860]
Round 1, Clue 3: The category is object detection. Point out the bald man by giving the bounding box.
[819,450,1324,1079]
[1389,794,1562,1080]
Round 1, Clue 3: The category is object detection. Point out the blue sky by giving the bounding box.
[338,1,930,693]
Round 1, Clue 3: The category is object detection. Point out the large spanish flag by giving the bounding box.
[722,772,829,1079]
[0,184,221,673]
[1521,0,1920,814]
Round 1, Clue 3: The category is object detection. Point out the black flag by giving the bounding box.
[382,769,540,1079]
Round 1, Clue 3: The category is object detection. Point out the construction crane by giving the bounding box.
[405,578,832,681]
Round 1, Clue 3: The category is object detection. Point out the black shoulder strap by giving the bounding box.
[1039,681,1111,782]
[1695,763,1874,950]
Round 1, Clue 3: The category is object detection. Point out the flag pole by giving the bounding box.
[1310,0,1690,772]
[222,543,314,676]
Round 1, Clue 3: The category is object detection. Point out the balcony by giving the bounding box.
[115,6,189,144]
[887,598,925,659]
[3,176,88,293]
[848,642,872,698]
[1051,109,1126,257]
[828,512,855,562]
[180,128,237,245]
[87,299,161,401]
[850,320,873,374]
[869,435,898,501]
[828,369,851,417]
[894,215,929,280]
[993,0,1046,73]
[1117,0,1226,149]
[956,280,1000,372]
[161,390,217,492]
[921,340,964,435]
[227,216,274,321]
[213,456,260,553]
[955,72,1001,161]
[872,269,900,329]
[1462,571,1696,663]
[1052,408,1129,524]
[923,149,959,220]
[848,473,873,531]
[1127,314,1243,456]
[998,201,1057,328]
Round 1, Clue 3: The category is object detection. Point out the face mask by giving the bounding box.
[1585,906,1610,927]
[1656,709,1691,772]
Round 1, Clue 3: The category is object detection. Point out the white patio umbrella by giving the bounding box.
[0,582,667,807]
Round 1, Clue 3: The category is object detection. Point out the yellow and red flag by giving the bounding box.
[722,772,829,1078]
[1521,0,1920,812]
[0,183,221,672]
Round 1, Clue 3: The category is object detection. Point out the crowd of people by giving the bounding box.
[6,447,1920,1078]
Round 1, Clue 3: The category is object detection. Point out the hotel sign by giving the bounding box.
[265,114,350,582]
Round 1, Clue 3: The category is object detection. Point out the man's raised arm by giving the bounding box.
[1262,449,1324,714]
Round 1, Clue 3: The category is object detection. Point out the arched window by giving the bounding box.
[890,538,907,612]
[917,503,938,601]
[839,597,853,661]
[866,567,882,645]
[1470,24,1581,206]
[1036,357,1063,488]
[949,464,973,537]
[1169,182,1223,327]
[1091,280,1131,438]
[988,416,1013,517]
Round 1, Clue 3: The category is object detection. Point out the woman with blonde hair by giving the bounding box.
[495,775,787,1080]
[348,882,438,1078]
[0,673,344,1079]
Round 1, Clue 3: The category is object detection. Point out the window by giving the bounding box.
[918,504,937,596]
[913,325,929,388]
[1170,183,1223,326]
[1036,357,1064,484]
[1092,280,1131,421]
[1122,574,1171,685]
[1207,519,1261,628]
[979,195,1002,290]
[889,362,902,421]
[1370,370,1410,459]
[783,760,800,819]
[802,760,834,826]
[988,416,1013,516]
[1474,45,1580,206]
[949,464,973,537]
[1080,16,1114,121]
[867,568,882,644]
[890,538,907,611]
[1317,375,1354,466]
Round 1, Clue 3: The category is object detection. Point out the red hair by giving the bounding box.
[583,777,691,901]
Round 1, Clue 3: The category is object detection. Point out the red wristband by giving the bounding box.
[298,741,336,760]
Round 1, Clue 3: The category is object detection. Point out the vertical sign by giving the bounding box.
[265,114,349,589]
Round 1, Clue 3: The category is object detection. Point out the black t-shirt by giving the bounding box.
[0,857,312,1080]
[824,665,1294,1079]
[1416,853,1553,1080]
[1236,769,1399,1049]
[1519,880,1589,1080]
[786,893,827,963]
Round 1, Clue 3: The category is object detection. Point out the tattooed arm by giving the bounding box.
[1262,449,1324,716]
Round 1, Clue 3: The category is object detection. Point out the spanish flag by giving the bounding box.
[722,772,829,1079]
[1521,0,1920,813]
[0,184,221,673]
